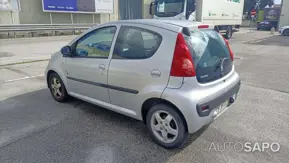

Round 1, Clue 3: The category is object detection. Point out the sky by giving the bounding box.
[275,0,282,4]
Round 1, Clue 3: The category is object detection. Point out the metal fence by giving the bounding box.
[0,24,97,37]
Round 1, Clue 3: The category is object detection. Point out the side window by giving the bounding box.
[74,26,117,58]
[113,26,162,59]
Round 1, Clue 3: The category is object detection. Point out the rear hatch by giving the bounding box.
[183,28,233,84]
[167,26,239,115]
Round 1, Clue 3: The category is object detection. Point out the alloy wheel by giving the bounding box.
[50,77,62,98]
[150,110,179,143]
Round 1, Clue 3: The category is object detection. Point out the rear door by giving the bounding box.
[107,24,176,117]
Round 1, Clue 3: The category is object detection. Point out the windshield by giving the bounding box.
[183,29,233,83]
[154,0,185,17]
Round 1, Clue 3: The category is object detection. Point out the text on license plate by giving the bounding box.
[216,100,229,115]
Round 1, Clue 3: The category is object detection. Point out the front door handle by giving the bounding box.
[99,64,105,70]
[151,70,161,77]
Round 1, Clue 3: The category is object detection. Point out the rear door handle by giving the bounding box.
[151,70,161,77]
[99,64,105,70]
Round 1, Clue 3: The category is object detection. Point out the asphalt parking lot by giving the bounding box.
[0,30,289,163]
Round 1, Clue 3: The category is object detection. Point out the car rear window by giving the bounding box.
[183,29,233,83]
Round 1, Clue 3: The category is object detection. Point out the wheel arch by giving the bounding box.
[46,70,57,88]
[141,98,188,132]
[283,29,289,36]
[46,69,67,89]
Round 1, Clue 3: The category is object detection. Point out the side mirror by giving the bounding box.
[61,46,72,57]
[149,2,155,15]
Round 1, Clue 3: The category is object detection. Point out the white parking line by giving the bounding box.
[254,39,266,43]
[249,38,270,44]
[4,74,44,83]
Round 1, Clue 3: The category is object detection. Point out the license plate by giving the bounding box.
[215,93,237,117]
[216,100,229,115]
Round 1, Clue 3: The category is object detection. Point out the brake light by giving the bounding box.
[223,36,234,61]
[198,25,209,29]
[201,105,209,112]
[170,33,196,77]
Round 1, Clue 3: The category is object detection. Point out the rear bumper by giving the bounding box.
[161,71,241,133]
[196,80,241,117]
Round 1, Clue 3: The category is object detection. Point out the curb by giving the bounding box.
[0,59,50,67]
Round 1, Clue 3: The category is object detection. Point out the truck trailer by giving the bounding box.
[150,0,244,39]
[279,0,289,27]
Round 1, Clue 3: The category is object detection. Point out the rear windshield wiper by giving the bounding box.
[214,57,229,72]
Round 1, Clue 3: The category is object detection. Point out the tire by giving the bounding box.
[146,104,188,149]
[283,29,289,36]
[225,26,233,39]
[48,73,68,102]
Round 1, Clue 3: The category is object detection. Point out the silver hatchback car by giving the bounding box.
[46,19,241,149]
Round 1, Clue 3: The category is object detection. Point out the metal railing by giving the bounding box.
[0,24,97,37]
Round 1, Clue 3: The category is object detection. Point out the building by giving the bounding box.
[0,0,153,24]
[279,0,289,27]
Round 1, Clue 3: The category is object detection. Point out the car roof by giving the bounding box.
[106,19,214,32]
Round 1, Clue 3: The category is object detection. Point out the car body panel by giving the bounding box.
[63,25,119,103]
[45,52,68,87]
[257,21,273,30]
[161,69,240,133]
[107,19,207,33]
[279,25,289,35]
[63,57,111,103]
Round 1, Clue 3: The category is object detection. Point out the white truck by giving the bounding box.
[149,0,244,39]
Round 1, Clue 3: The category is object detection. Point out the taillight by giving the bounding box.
[170,33,196,77]
[222,36,234,61]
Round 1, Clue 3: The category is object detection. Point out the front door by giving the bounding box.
[64,26,117,103]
